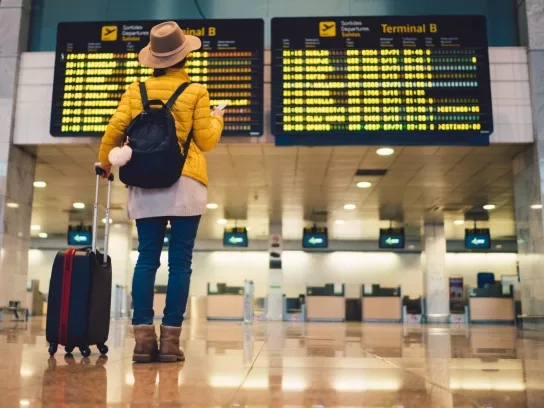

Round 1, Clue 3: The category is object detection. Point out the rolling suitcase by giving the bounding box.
[46,167,114,357]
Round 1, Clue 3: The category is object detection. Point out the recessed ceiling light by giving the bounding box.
[33,181,47,188]
[31,225,41,231]
[38,232,48,239]
[207,203,219,210]
[356,181,372,189]
[335,220,345,225]
[19,400,30,407]
[531,204,543,210]
[216,218,227,225]
[102,218,113,224]
[6,202,19,209]
[376,148,394,156]
[73,202,85,209]
[483,204,496,211]
[344,204,357,210]
[454,220,465,226]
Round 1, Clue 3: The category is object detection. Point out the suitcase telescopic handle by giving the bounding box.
[93,166,114,264]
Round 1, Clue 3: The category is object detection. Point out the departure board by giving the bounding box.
[51,19,264,137]
[271,16,493,146]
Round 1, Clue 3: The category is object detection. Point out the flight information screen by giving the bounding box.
[50,19,264,137]
[271,16,493,146]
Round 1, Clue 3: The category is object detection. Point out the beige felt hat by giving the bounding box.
[139,21,202,69]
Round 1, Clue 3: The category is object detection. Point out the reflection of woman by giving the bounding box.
[132,363,183,407]
[95,21,224,363]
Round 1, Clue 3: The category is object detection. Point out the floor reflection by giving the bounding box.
[0,318,543,407]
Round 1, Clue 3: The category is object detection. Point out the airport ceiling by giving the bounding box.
[30,143,526,241]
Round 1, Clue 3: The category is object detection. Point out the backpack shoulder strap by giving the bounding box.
[139,83,150,111]
[165,82,191,109]
[181,131,193,158]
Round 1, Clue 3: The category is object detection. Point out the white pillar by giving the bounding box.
[267,222,284,321]
[108,223,133,316]
[422,223,449,322]
[0,0,35,308]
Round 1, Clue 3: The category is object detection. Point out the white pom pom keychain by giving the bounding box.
[109,137,132,167]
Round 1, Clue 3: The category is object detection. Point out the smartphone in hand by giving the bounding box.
[211,103,227,116]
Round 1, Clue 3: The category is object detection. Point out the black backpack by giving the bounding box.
[119,82,192,189]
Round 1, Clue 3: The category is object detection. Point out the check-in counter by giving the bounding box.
[153,286,167,318]
[306,284,345,322]
[283,294,306,322]
[469,284,515,324]
[362,285,402,322]
[403,296,423,324]
[206,283,245,321]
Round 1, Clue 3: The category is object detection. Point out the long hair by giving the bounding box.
[153,59,187,77]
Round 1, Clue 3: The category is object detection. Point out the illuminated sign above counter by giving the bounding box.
[223,227,249,248]
[51,19,264,137]
[465,228,491,250]
[67,225,92,246]
[303,227,329,249]
[271,15,493,146]
[379,228,405,249]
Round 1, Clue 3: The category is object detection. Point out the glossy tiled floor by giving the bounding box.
[1,318,543,407]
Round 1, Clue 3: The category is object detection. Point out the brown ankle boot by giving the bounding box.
[133,324,158,363]
[159,325,185,362]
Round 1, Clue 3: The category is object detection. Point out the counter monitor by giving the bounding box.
[271,15,492,146]
[51,19,264,137]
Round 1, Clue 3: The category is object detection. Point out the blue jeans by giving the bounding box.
[132,215,200,327]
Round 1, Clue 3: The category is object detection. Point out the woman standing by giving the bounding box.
[95,21,224,363]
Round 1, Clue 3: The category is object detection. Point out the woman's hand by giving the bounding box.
[211,106,225,118]
[94,162,112,178]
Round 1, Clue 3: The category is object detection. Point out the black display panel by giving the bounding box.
[379,228,405,249]
[223,227,249,248]
[465,228,491,250]
[271,15,493,146]
[51,19,264,137]
[303,227,328,249]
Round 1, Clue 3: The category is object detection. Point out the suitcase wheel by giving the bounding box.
[48,343,58,356]
[80,347,91,358]
[65,346,74,355]
[98,344,109,356]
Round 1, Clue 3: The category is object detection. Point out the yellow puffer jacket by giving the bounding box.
[98,69,223,186]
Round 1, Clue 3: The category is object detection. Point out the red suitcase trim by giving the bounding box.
[59,248,76,344]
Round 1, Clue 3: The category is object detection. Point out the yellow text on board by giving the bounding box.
[101,26,118,41]
[381,23,438,34]
[183,26,216,36]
